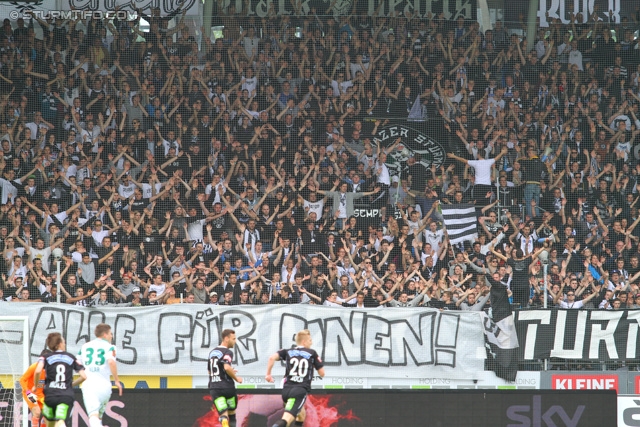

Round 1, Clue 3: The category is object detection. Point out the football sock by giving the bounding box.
[272,420,287,427]
[219,415,230,427]
[229,414,237,427]
[295,421,304,426]
[89,416,102,427]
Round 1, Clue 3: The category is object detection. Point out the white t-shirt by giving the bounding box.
[568,50,583,71]
[30,247,52,273]
[162,139,180,156]
[4,248,25,263]
[323,300,343,307]
[406,218,421,236]
[188,218,207,242]
[25,121,51,140]
[331,79,353,96]
[45,212,68,229]
[336,193,348,219]
[337,295,356,305]
[141,182,152,199]
[376,162,391,185]
[0,178,18,204]
[616,141,631,160]
[9,264,28,278]
[467,158,495,185]
[424,229,444,254]
[242,76,258,95]
[92,229,110,246]
[560,300,585,309]
[65,164,79,179]
[118,182,136,199]
[304,199,324,219]
[205,183,224,204]
[149,282,166,296]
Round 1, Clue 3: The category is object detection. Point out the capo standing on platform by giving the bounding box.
[447,146,508,206]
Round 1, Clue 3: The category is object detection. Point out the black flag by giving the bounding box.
[483,275,519,381]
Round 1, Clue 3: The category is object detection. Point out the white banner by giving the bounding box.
[537,0,623,27]
[0,304,488,380]
[619,396,640,427]
[0,0,201,18]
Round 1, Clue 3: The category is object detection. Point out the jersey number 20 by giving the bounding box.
[289,358,309,377]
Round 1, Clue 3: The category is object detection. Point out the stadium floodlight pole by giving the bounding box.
[542,259,549,370]
[52,247,63,304]
[56,259,61,304]
[543,262,548,309]
[527,0,540,53]
[495,168,501,225]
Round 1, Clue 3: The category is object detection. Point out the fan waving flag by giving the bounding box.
[441,203,478,245]
[482,276,520,381]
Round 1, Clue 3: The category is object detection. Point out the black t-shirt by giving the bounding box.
[277,346,323,391]
[404,163,428,191]
[209,213,230,239]
[208,346,235,390]
[125,294,151,306]
[507,257,532,288]
[130,198,149,213]
[164,156,191,179]
[140,231,161,255]
[41,350,85,398]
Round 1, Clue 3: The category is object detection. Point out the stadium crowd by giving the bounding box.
[0,4,639,312]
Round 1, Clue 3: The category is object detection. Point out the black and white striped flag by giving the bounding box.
[483,276,519,381]
[441,204,478,245]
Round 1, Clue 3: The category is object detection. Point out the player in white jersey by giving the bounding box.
[78,324,123,427]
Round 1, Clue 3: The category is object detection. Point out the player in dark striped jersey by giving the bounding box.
[208,329,243,427]
[34,332,87,427]
[265,329,325,427]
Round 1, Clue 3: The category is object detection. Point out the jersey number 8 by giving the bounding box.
[55,365,66,383]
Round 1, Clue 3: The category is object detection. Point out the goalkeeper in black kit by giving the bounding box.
[265,329,325,427]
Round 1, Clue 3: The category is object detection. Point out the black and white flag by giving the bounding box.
[483,276,520,381]
[441,204,478,245]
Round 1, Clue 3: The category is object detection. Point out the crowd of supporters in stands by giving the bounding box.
[0,3,639,311]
